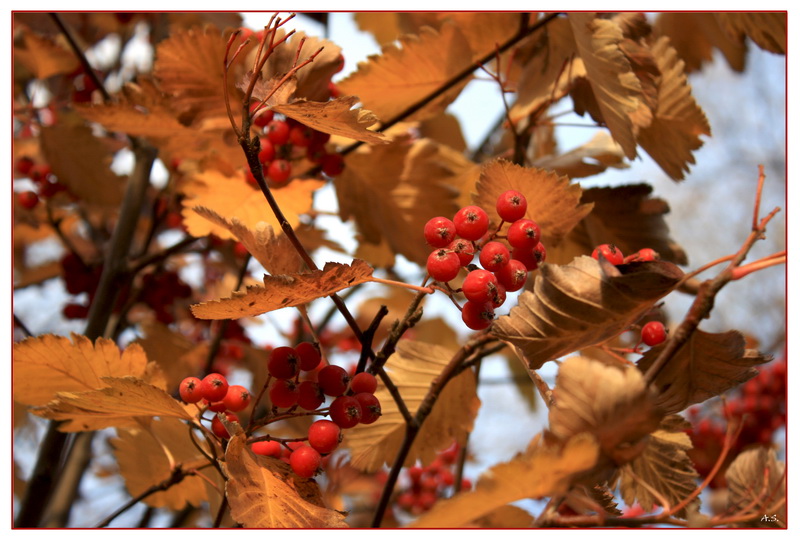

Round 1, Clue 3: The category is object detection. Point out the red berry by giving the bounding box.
[308,419,342,454]
[266,119,290,145]
[29,164,52,184]
[290,445,322,478]
[424,217,457,248]
[453,205,489,241]
[625,248,660,263]
[267,159,292,186]
[268,346,300,379]
[207,401,228,413]
[350,372,378,395]
[329,395,362,428]
[532,242,546,266]
[17,191,39,210]
[507,219,541,249]
[252,439,282,457]
[426,249,461,283]
[462,269,498,305]
[222,385,251,412]
[269,379,299,408]
[258,138,276,164]
[211,412,239,439]
[321,153,345,177]
[179,376,204,403]
[478,241,510,272]
[447,238,475,266]
[306,143,327,163]
[62,302,89,319]
[494,259,528,292]
[592,243,624,265]
[252,105,274,128]
[318,364,350,397]
[461,301,494,330]
[200,373,229,402]
[641,321,667,347]
[15,156,35,176]
[297,380,325,411]
[296,341,322,371]
[496,190,527,222]
[289,125,315,147]
[489,282,507,308]
[354,392,381,424]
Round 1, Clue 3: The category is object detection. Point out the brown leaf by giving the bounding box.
[439,12,522,61]
[653,13,746,73]
[616,415,699,517]
[532,131,629,179]
[336,22,472,123]
[273,96,388,145]
[191,260,374,319]
[15,31,79,79]
[408,433,599,528]
[112,418,213,510]
[133,320,209,392]
[568,13,652,159]
[725,447,786,527]
[418,113,468,152]
[492,256,683,370]
[716,13,786,55]
[223,434,349,528]
[13,333,154,407]
[549,356,663,466]
[469,505,534,528]
[31,377,195,432]
[344,340,480,472]
[637,330,773,415]
[472,159,593,248]
[636,37,711,181]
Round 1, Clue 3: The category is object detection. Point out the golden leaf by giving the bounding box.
[568,13,652,159]
[418,113,467,152]
[336,22,472,123]
[353,13,441,46]
[344,339,480,472]
[472,159,593,248]
[439,12,522,61]
[15,31,79,79]
[636,37,711,181]
[653,13,746,73]
[31,377,196,432]
[408,433,599,528]
[134,320,209,392]
[273,96,388,145]
[223,434,349,528]
[112,418,213,510]
[191,260,374,319]
[716,12,786,55]
[492,256,683,370]
[725,447,786,527]
[532,131,629,179]
[13,333,153,407]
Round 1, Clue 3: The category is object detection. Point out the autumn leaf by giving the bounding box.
[568,13,652,159]
[408,433,599,528]
[112,418,213,510]
[191,260,374,319]
[472,159,593,248]
[344,339,480,472]
[15,31,79,79]
[273,96,388,145]
[438,12,522,61]
[192,206,303,276]
[223,434,348,528]
[336,22,472,123]
[637,330,772,415]
[636,37,711,181]
[180,169,323,240]
[716,12,786,55]
[31,377,196,432]
[532,131,629,179]
[616,415,699,517]
[468,506,534,528]
[653,13,746,73]
[725,447,786,527]
[13,333,156,407]
[549,356,663,466]
[134,320,209,392]
[492,256,684,370]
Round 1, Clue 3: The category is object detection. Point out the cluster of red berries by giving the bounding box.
[14,156,69,210]
[591,243,660,265]
[247,106,345,187]
[179,372,252,438]
[139,270,193,324]
[424,190,546,330]
[395,441,472,515]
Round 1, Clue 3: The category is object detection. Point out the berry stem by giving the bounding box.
[730,252,786,281]
[367,275,435,294]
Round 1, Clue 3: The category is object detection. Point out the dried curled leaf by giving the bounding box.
[725,447,786,527]
[408,433,599,528]
[653,12,746,73]
[637,330,773,415]
[344,339,480,472]
[191,260,374,319]
[716,12,786,55]
[273,96,388,145]
[532,131,629,179]
[492,256,684,370]
[224,434,348,528]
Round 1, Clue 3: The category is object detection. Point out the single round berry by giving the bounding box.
[321,153,345,177]
[290,445,322,478]
[269,379,299,409]
[200,373,229,402]
[267,159,292,185]
[179,376,204,403]
[308,419,342,454]
[506,219,541,249]
[211,412,239,439]
[329,395,362,428]
[318,364,350,397]
[251,103,274,128]
[251,439,282,458]
[447,238,475,266]
[626,248,660,263]
[461,301,495,331]
[424,217,457,248]
[297,380,325,410]
[496,190,527,222]
[494,259,528,292]
[289,124,315,147]
[296,341,322,371]
[17,191,39,210]
[354,392,381,424]
[258,137,276,164]
[489,282,507,308]
[532,242,546,266]
[478,241,510,272]
[15,156,35,176]
[462,269,499,305]
[592,243,624,265]
[426,249,461,283]
[207,401,228,412]
[266,119,290,145]
[350,372,378,395]
[641,321,667,347]
[268,346,300,379]
[222,385,251,412]
[453,205,490,241]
